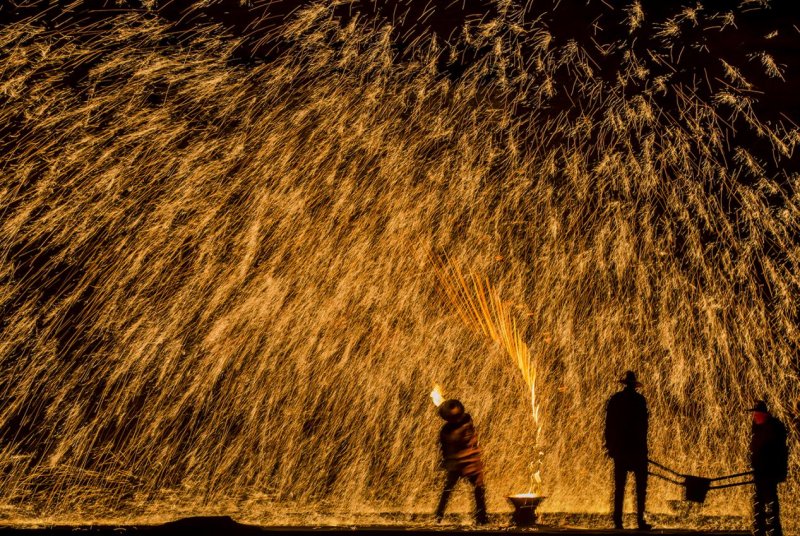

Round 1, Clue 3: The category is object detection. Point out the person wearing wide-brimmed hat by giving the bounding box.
[604,371,651,530]
[748,399,788,536]
[434,399,488,525]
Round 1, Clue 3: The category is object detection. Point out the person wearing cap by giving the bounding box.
[604,371,651,530]
[748,399,788,536]
[434,399,489,525]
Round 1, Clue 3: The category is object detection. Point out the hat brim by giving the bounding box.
[620,380,643,387]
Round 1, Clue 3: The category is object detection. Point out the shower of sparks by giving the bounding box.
[430,256,542,433]
[0,0,799,528]
[430,255,543,494]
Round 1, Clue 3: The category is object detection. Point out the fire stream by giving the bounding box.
[431,256,544,495]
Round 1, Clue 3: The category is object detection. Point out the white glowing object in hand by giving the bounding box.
[430,384,444,407]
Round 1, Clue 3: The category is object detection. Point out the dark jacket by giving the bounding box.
[750,415,789,483]
[604,386,649,465]
[440,413,483,481]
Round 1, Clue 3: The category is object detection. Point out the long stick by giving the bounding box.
[710,480,754,490]
[647,459,684,477]
[709,471,754,482]
[647,471,684,486]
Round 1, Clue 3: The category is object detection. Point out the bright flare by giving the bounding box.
[430,384,444,407]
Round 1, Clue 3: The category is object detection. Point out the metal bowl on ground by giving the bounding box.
[507,494,546,527]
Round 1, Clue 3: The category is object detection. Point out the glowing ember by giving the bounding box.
[430,384,445,407]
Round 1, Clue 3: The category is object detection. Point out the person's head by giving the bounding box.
[619,370,642,389]
[748,400,770,424]
[438,399,465,422]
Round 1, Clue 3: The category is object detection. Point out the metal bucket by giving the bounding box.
[683,476,711,503]
[507,494,546,527]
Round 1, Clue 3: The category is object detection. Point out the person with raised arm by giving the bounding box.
[434,399,489,525]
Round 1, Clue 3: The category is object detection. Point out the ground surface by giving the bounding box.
[0,516,752,536]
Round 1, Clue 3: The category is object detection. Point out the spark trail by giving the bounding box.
[430,256,543,493]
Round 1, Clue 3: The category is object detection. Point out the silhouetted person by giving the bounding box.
[605,371,651,530]
[434,399,488,525]
[748,400,788,536]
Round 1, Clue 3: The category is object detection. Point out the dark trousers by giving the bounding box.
[435,471,488,524]
[613,460,647,527]
[753,479,782,536]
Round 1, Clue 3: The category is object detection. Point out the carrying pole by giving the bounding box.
[647,459,685,486]
[648,459,684,477]
[646,460,754,503]
[709,471,753,482]
[708,471,754,490]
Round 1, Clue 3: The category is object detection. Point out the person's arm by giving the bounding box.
[439,428,448,469]
[778,420,789,482]
[464,421,478,449]
[604,398,615,456]
[643,397,649,446]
